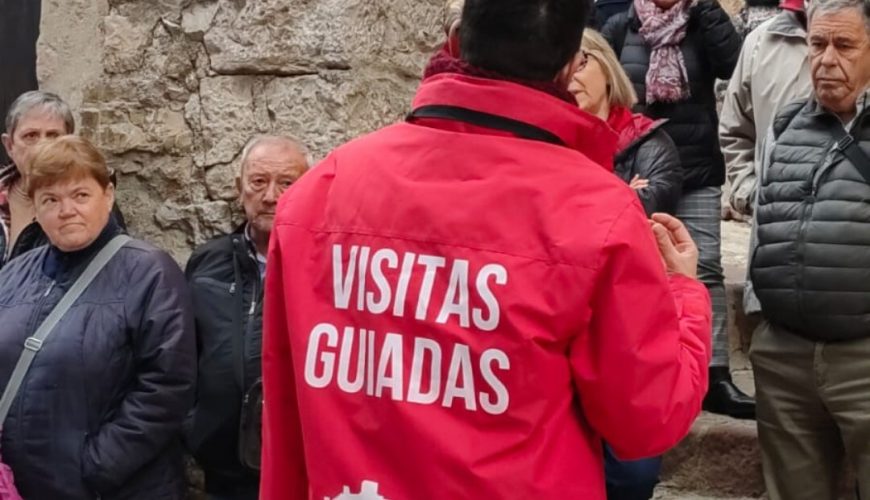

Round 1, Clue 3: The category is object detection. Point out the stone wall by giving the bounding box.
[37,0,747,262]
[38,0,445,261]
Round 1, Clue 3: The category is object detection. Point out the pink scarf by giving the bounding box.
[634,0,694,103]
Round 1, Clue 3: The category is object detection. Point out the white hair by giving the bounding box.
[5,91,75,136]
[808,0,870,34]
[238,134,309,176]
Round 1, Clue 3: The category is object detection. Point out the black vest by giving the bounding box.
[752,100,870,341]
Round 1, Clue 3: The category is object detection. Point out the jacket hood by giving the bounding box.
[608,106,666,154]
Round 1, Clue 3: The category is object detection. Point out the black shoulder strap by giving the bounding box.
[834,133,870,184]
[407,105,566,147]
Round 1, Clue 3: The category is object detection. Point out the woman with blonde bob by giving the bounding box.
[0,136,195,499]
[570,29,682,216]
[570,29,680,500]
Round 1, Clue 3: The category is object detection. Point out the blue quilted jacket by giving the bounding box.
[0,224,196,499]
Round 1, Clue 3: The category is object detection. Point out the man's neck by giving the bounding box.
[841,88,869,128]
[247,224,270,258]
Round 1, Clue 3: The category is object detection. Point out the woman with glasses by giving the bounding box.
[568,29,683,500]
[600,0,750,420]
[570,30,682,217]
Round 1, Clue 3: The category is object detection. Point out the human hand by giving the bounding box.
[649,213,699,279]
[629,175,650,191]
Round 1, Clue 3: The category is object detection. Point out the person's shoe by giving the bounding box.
[703,367,756,420]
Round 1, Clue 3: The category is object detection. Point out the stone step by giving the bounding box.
[655,410,858,500]
[654,489,763,500]
[656,413,765,498]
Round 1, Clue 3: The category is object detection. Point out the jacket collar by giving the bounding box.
[804,88,870,128]
[43,217,121,282]
[607,106,667,153]
[767,10,806,39]
[411,73,618,168]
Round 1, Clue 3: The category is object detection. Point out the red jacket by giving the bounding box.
[262,72,712,500]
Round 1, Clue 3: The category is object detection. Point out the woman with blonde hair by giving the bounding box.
[601,0,752,419]
[568,29,683,500]
[570,29,682,216]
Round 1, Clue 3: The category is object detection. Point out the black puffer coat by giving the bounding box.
[752,98,870,342]
[602,0,741,190]
[0,222,196,499]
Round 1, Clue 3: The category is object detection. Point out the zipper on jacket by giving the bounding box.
[248,256,262,318]
[43,281,55,297]
[794,197,814,323]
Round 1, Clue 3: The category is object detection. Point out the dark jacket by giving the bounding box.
[0,222,196,500]
[602,1,741,190]
[751,97,870,341]
[591,0,632,29]
[609,107,683,215]
[184,225,263,493]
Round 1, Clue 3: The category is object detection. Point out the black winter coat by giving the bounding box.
[591,0,632,29]
[615,124,683,215]
[0,223,196,500]
[184,225,263,493]
[602,1,741,190]
[752,99,870,341]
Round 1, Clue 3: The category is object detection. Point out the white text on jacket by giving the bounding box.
[302,244,511,415]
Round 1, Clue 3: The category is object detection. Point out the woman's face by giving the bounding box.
[34,175,114,252]
[568,52,610,120]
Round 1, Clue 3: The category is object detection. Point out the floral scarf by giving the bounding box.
[634,0,694,103]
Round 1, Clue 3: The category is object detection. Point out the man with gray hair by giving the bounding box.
[746,0,870,496]
[0,90,74,267]
[185,135,308,500]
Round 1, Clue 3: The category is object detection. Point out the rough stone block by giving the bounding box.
[205,0,443,77]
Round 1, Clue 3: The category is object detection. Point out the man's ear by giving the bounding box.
[447,20,461,57]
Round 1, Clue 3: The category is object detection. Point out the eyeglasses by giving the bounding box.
[577,50,593,71]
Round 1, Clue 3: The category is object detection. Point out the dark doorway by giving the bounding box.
[0,0,41,165]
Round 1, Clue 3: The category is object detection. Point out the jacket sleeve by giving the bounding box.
[720,30,759,216]
[693,0,741,79]
[261,224,308,500]
[82,250,197,494]
[632,130,683,215]
[570,202,712,460]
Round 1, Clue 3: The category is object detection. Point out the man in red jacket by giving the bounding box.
[261,0,712,498]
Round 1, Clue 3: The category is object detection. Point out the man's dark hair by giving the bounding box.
[459,0,591,81]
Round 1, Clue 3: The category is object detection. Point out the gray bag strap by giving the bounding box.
[0,234,131,424]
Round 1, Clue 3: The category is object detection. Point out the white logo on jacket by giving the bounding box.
[327,480,387,500]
